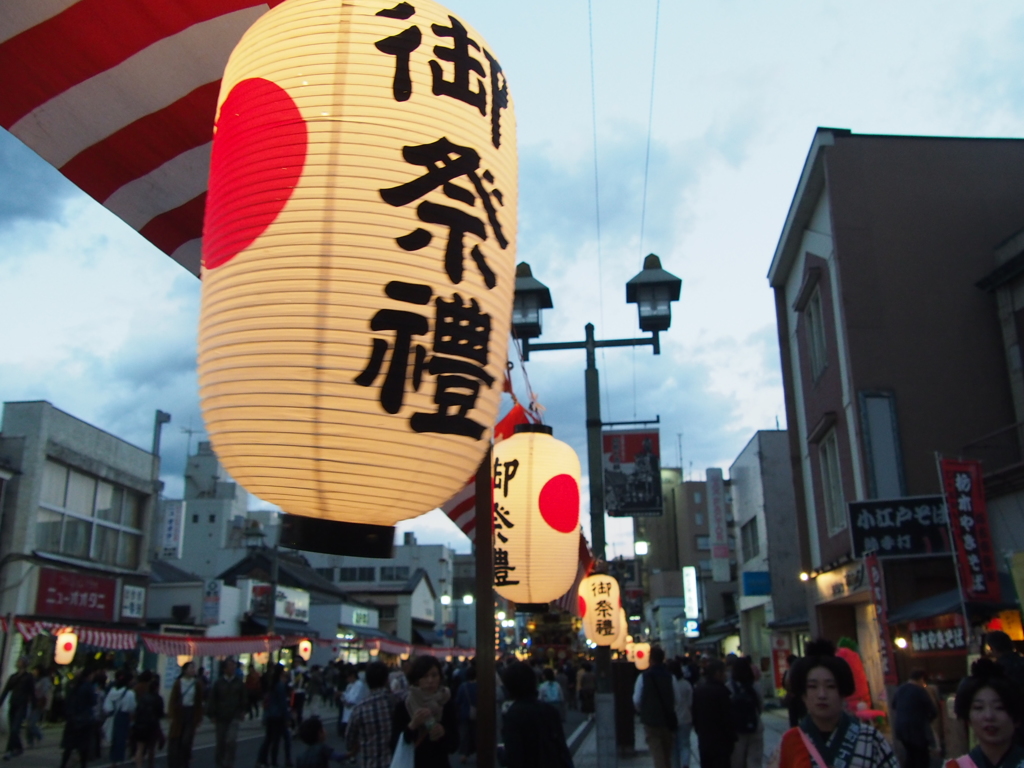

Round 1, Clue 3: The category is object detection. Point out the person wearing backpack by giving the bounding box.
[728,657,763,768]
[538,668,565,722]
[633,646,678,768]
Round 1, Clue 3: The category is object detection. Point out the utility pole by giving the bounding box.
[474,450,495,768]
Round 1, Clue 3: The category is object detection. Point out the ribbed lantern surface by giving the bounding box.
[491,426,581,603]
[578,574,622,646]
[199,0,517,525]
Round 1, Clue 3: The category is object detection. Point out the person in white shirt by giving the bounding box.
[103,670,137,768]
[340,666,369,736]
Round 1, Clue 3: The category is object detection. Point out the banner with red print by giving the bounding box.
[940,459,1001,603]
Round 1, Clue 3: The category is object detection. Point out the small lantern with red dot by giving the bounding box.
[297,639,312,662]
[630,642,651,671]
[54,630,77,666]
[492,424,582,604]
[578,574,622,646]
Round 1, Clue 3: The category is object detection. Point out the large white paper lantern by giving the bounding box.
[198,0,517,525]
[54,630,77,665]
[578,574,621,646]
[297,639,312,662]
[491,425,581,603]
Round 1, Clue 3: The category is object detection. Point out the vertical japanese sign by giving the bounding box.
[159,500,185,559]
[198,0,517,527]
[682,565,699,619]
[603,430,663,517]
[706,468,730,582]
[202,579,222,626]
[865,552,898,685]
[940,459,1001,602]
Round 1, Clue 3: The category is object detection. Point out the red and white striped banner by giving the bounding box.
[441,404,535,542]
[16,620,138,650]
[141,633,281,657]
[0,0,288,275]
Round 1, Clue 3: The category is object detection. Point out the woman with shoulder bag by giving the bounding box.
[104,670,136,768]
[390,656,457,768]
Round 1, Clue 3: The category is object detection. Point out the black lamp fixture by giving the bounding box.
[626,254,683,333]
[511,262,553,340]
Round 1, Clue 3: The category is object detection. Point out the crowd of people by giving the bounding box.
[0,632,1019,768]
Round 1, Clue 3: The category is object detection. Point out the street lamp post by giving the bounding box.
[512,256,680,766]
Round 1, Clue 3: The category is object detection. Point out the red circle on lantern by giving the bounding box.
[63,642,73,652]
[538,474,580,533]
[578,595,586,617]
[636,650,645,659]
[204,77,308,270]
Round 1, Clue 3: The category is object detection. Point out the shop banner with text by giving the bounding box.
[865,553,898,685]
[940,459,1001,603]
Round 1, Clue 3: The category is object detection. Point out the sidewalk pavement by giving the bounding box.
[574,707,792,768]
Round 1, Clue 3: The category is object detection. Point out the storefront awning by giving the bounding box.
[246,616,318,637]
[141,633,281,657]
[888,573,1020,625]
[688,632,732,649]
[17,620,137,651]
[413,626,442,646]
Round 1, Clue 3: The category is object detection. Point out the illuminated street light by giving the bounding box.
[440,595,451,605]
[634,541,649,556]
[463,594,474,605]
[496,611,506,621]
[894,637,908,649]
[799,572,810,582]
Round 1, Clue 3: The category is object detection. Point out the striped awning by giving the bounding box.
[16,620,138,651]
[141,633,281,657]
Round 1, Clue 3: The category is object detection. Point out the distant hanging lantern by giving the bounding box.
[198,0,518,526]
[578,574,621,646]
[176,655,193,668]
[611,608,628,651]
[632,642,651,671]
[297,639,312,662]
[492,425,581,603]
[252,652,269,666]
[54,630,77,665]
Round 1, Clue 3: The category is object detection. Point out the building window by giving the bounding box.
[209,514,216,523]
[358,567,375,581]
[819,429,847,535]
[693,492,702,503]
[339,567,376,582]
[740,518,760,562]
[379,606,396,619]
[380,566,410,581]
[806,286,828,379]
[192,514,199,524]
[36,460,144,569]
[696,536,710,551]
[694,513,704,525]
[315,567,335,581]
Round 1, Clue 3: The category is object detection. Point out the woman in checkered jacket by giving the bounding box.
[769,641,898,768]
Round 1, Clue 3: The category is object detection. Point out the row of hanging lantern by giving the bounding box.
[577,574,652,670]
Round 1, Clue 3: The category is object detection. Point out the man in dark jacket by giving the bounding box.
[207,658,246,768]
[0,656,36,760]
[892,670,937,768]
[692,660,735,768]
[632,646,677,768]
[501,661,572,768]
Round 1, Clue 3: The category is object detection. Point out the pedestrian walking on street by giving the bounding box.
[693,660,736,768]
[59,668,99,768]
[391,655,458,768]
[948,658,1024,768]
[577,662,596,714]
[501,661,573,768]
[340,665,369,737]
[892,670,937,768]
[0,656,36,760]
[667,659,693,768]
[984,631,1024,747]
[104,669,136,768]
[768,640,897,768]
[634,646,678,768]
[728,657,764,768]
[782,655,805,729]
[132,674,164,768]
[25,665,51,748]
[345,662,394,768]
[256,665,291,768]
[245,664,263,721]
[454,665,478,763]
[167,661,204,768]
[207,658,246,768]
[539,668,566,722]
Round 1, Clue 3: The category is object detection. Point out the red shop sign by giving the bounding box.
[36,568,116,622]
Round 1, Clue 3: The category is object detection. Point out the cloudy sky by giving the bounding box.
[3,0,1024,556]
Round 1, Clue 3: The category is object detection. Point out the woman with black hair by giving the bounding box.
[390,655,457,768]
[500,661,573,768]
[946,659,1024,768]
[769,640,896,768]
